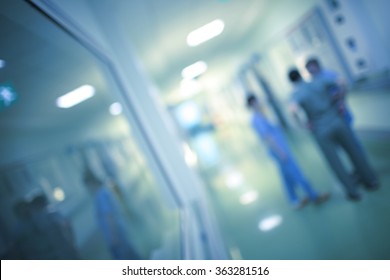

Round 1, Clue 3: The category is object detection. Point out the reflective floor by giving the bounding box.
[193,88,390,260]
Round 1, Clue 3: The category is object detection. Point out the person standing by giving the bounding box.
[83,169,140,260]
[305,57,353,126]
[10,194,79,259]
[247,93,329,209]
[288,68,379,201]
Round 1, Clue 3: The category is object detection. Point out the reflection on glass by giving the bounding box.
[0,2,180,260]
[56,85,95,108]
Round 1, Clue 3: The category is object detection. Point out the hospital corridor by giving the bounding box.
[0,0,390,260]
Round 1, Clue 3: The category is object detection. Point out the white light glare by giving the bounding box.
[181,61,208,79]
[53,187,65,202]
[56,84,95,108]
[258,215,283,232]
[183,143,198,167]
[0,59,5,69]
[187,19,225,47]
[239,191,258,205]
[0,86,16,106]
[109,102,123,115]
[225,171,243,189]
[180,79,202,97]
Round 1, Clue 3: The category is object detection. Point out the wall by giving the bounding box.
[0,112,130,167]
[361,0,390,58]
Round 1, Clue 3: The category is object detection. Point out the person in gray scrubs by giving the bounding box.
[287,68,379,201]
[305,57,353,126]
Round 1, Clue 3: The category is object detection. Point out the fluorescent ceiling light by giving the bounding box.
[187,19,225,47]
[181,61,208,79]
[109,102,122,115]
[56,85,95,108]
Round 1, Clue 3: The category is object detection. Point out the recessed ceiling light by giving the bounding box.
[187,19,225,47]
[56,85,95,108]
[181,61,208,79]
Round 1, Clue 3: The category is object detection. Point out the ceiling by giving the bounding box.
[118,0,271,89]
[0,0,285,135]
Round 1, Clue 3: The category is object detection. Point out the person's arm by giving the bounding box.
[288,102,312,130]
[325,71,347,102]
[263,134,287,162]
[252,118,288,161]
[331,77,347,102]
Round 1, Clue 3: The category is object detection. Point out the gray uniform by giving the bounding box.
[291,77,377,197]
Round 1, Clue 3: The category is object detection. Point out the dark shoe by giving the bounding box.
[314,193,331,205]
[293,197,309,210]
[347,192,362,202]
[365,181,380,192]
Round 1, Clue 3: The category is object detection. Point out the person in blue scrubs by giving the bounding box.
[10,195,79,259]
[83,169,140,259]
[247,93,329,209]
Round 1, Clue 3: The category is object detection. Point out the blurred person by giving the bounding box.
[305,57,353,126]
[29,194,79,259]
[10,195,79,259]
[7,199,33,259]
[288,68,379,201]
[250,54,289,129]
[306,57,366,185]
[83,168,140,260]
[246,93,329,209]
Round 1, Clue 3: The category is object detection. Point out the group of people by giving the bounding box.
[9,193,79,259]
[8,170,141,260]
[247,57,379,209]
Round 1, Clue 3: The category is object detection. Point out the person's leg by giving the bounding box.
[284,157,319,201]
[336,123,379,189]
[275,159,300,206]
[313,129,360,200]
[343,107,353,126]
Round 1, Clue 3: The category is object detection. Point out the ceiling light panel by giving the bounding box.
[187,19,225,47]
[56,85,95,109]
[181,61,208,79]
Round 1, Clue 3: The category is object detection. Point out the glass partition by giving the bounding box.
[0,1,181,260]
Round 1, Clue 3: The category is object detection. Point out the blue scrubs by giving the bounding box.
[95,187,139,259]
[252,113,319,206]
